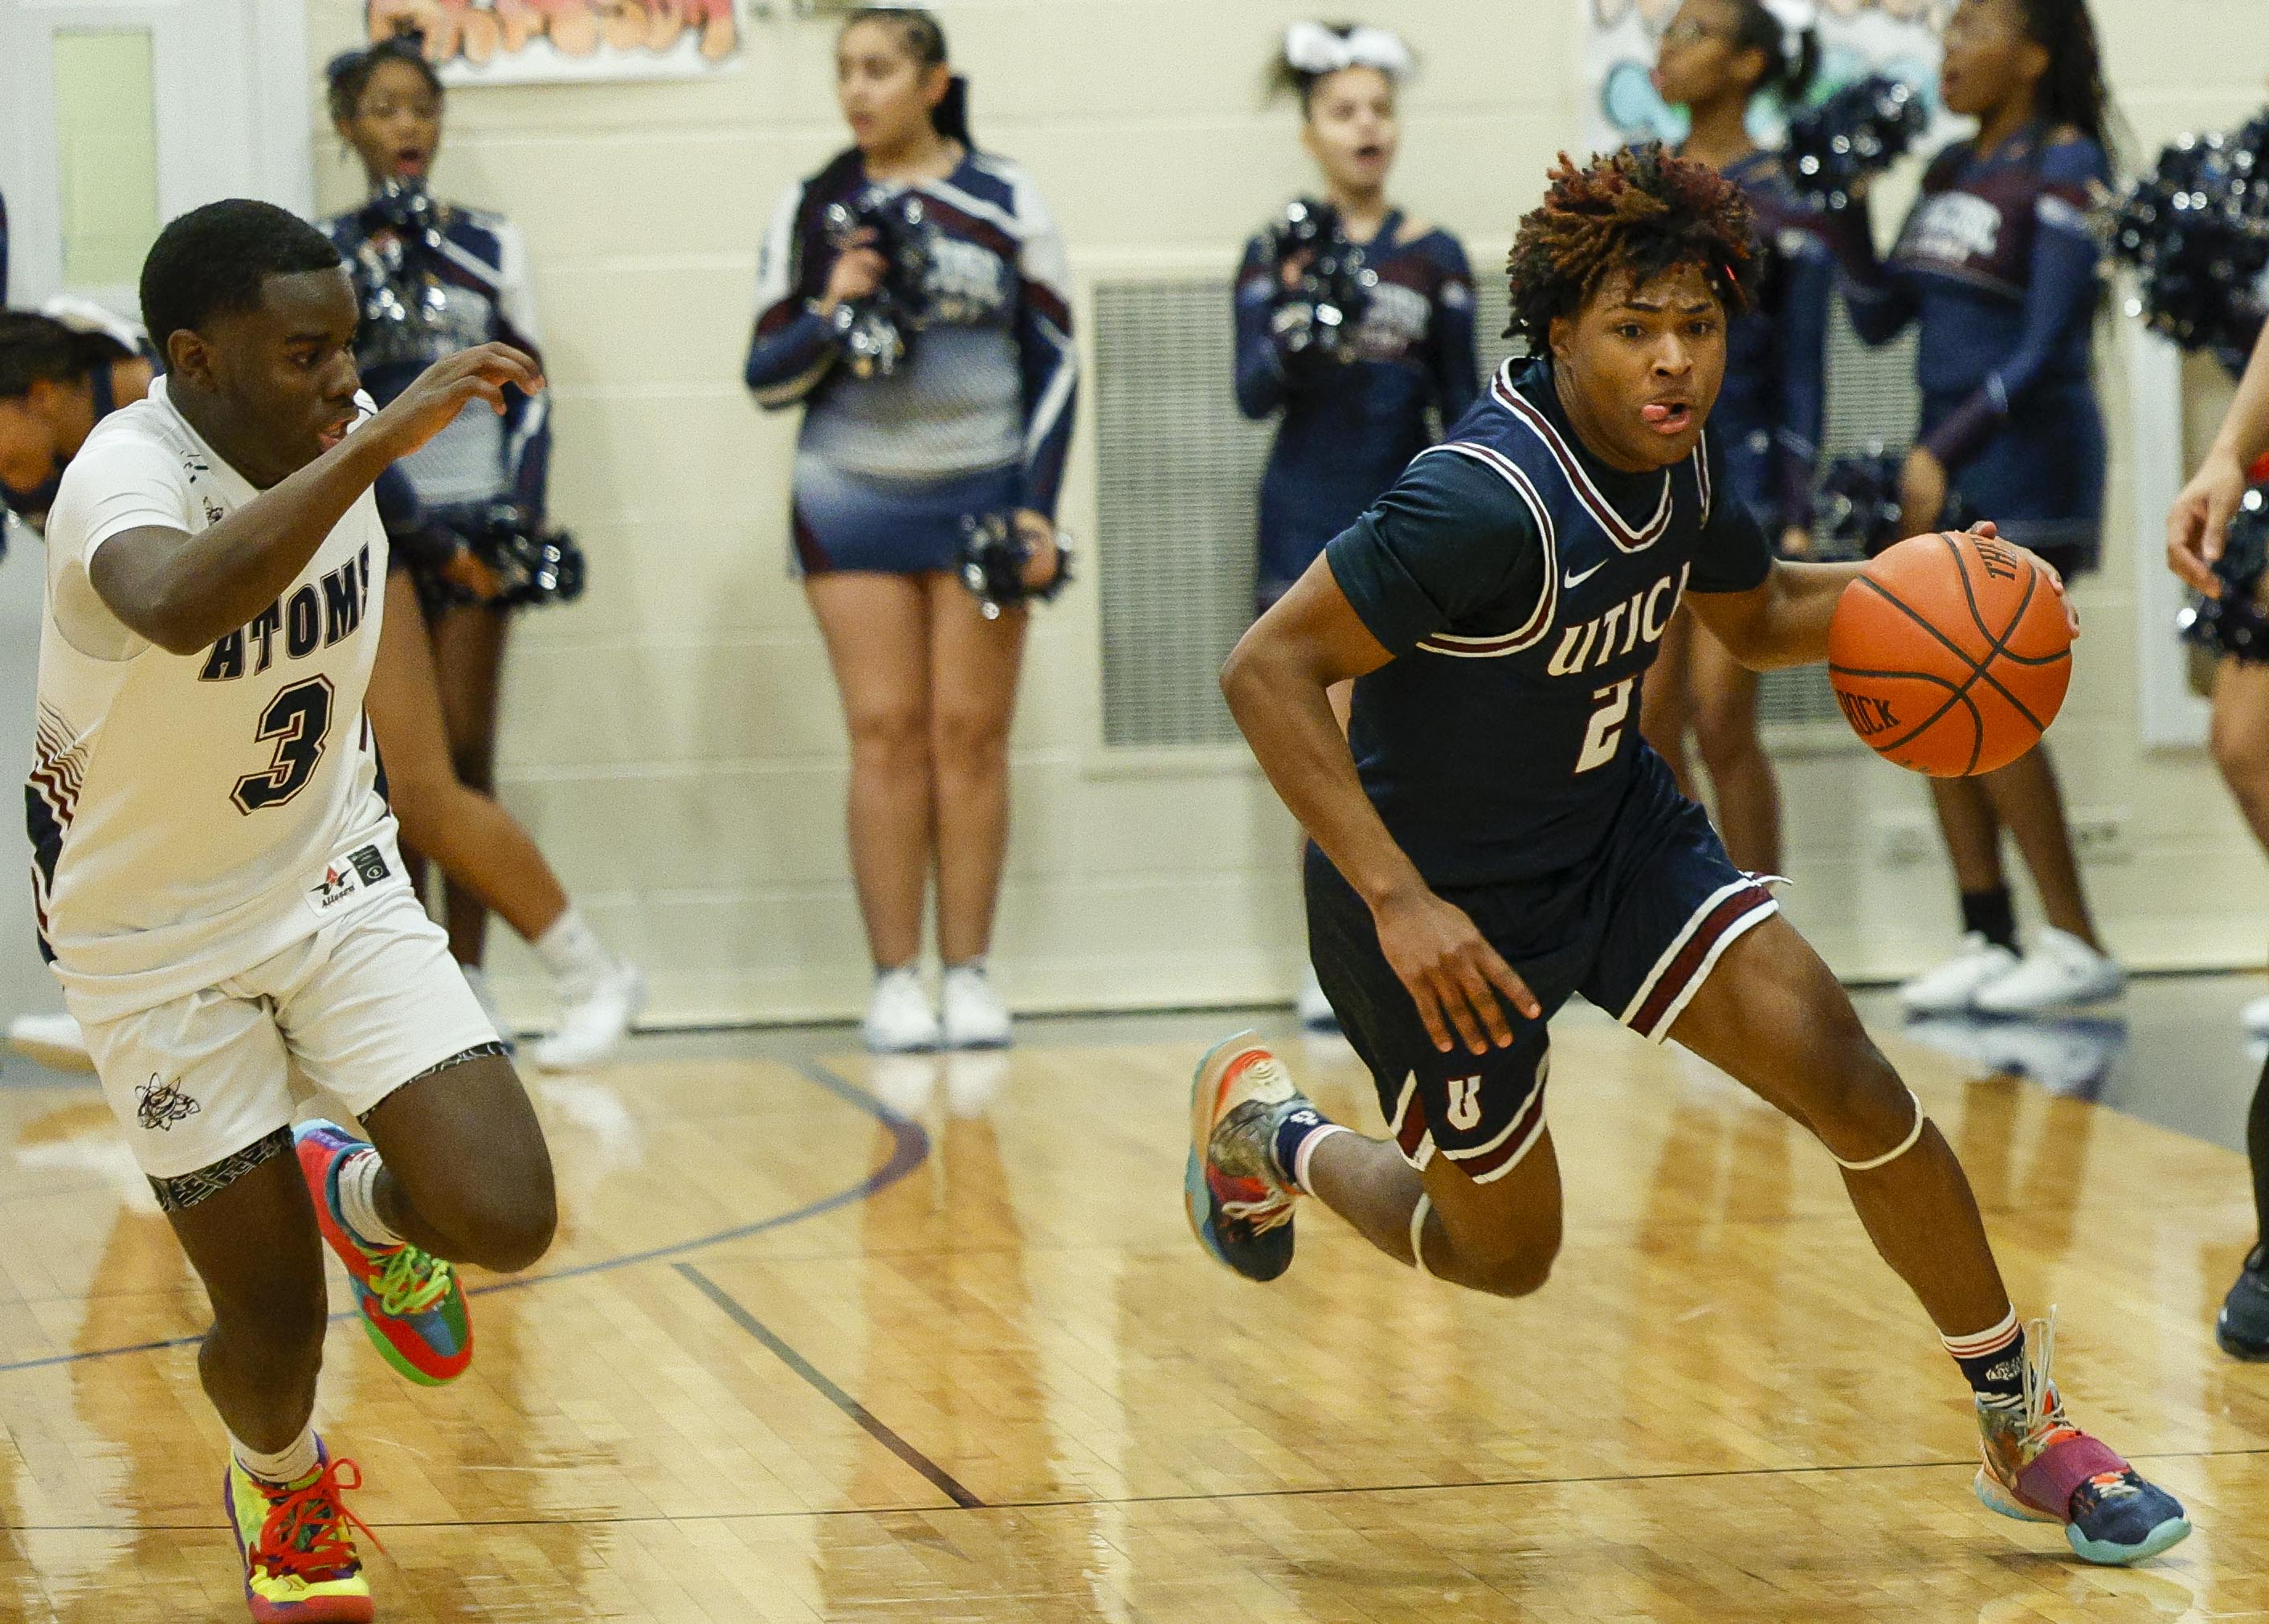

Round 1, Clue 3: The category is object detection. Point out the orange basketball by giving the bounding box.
[1826,531,2073,777]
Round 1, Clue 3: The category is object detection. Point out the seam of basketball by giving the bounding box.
[1940,534,2047,679]
[1944,532,2001,647]
[1830,663,1977,755]
[1854,577,2055,736]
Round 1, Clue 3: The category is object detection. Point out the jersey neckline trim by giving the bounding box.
[1494,362,1672,553]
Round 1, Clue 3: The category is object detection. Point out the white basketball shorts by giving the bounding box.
[74,885,500,1193]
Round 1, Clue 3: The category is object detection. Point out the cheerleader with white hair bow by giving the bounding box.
[1236,21,1479,1029]
[1638,0,1835,880]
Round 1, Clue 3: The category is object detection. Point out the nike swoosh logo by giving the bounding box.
[1563,559,1609,590]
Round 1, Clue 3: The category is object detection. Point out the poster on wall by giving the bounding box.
[364,0,744,84]
[1584,0,1952,155]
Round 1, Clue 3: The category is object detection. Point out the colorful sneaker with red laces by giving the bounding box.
[293,1119,471,1385]
[224,1442,378,1623]
[1972,1312,2192,1565]
[1186,1032,1305,1283]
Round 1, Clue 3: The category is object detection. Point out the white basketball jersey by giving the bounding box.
[32,377,407,1022]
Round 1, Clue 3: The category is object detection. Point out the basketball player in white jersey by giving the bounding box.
[36,198,556,1622]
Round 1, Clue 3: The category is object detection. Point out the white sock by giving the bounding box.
[942,960,986,985]
[231,1426,320,1487]
[533,908,611,985]
[336,1147,405,1251]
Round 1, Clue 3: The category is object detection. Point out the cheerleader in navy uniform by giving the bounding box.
[2171,316,2269,1356]
[1237,21,1478,1026]
[1640,0,1831,875]
[324,37,646,1067]
[1825,0,2122,1015]
[746,6,1075,1053]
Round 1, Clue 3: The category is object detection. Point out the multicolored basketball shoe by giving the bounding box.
[224,1442,377,1622]
[1186,1032,1307,1283]
[1971,1312,2191,1565]
[294,1119,472,1385]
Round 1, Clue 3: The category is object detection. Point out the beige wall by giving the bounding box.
[305,0,2269,1026]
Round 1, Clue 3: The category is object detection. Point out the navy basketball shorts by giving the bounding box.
[790,455,1022,577]
[1304,758,1779,1186]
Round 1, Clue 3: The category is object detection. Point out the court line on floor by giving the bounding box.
[674,1260,984,1510]
[0,1059,924,1376]
[14,1443,2267,1534]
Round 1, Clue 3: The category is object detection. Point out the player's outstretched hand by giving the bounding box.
[1372,884,1541,1056]
[370,344,545,463]
[2169,447,2249,599]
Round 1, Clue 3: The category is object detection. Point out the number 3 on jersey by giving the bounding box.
[1577,677,1636,774]
[233,677,334,814]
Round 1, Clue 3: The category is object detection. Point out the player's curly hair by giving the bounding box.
[1504,145,1757,352]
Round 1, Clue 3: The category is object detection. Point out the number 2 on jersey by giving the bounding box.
[1577,677,1636,774]
[233,677,335,814]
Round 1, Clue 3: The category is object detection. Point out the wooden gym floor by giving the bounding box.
[2,981,2268,1622]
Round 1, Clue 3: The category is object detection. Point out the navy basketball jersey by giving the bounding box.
[1326,358,1771,887]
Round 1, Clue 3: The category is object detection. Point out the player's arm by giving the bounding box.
[1693,522,2077,670]
[91,345,538,655]
[2170,318,2269,597]
[1680,433,1847,668]
[1221,457,1545,1056]
[1687,557,1868,671]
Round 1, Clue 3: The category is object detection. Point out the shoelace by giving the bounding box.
[1219,1191,1296,1233]
[2074,1470,2145,1510]
[2014,1307,2070,1455]
[371,1244,454,1319]
[249,1457,386,1581]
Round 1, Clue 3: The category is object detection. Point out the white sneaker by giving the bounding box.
[1972,927,2125,1014]
[2242,993,2269,1038]
[531,958,647,1071]
[1296,965,1339,1032]
[863,966,941,1054]
[940,962,1013,1051]
[1900,932,2021,1015]
[6,1010,93,1073]
[1903,1012,2127,1096]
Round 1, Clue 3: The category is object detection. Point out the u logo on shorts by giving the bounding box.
[1445,1075,1483,1132]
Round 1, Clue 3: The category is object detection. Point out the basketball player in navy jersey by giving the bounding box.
[1186,147,2188,1566]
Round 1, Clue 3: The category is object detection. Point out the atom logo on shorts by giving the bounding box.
[135,1075,201,1132]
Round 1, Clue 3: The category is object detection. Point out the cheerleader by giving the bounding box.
[1825,0,2123,1015]
[0,304,153,1071]
[745,6,1075,1053]
[2170,316,2269,1357]
[324,36,646,1063]
[0,309,641,1071]
[0,305,153,536]
[1237,21,1478,1026]
[1639,0,1832,875]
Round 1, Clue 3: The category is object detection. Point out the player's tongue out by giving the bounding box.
[1642,399,1692,435]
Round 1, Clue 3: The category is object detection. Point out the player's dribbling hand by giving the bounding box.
[1371,884,1541,1056]
[2168,447,2248,599]
[1967,520,2082,641]
[373,344,545,461]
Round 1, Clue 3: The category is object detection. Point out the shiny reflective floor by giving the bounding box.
[3,979,2268,1622]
